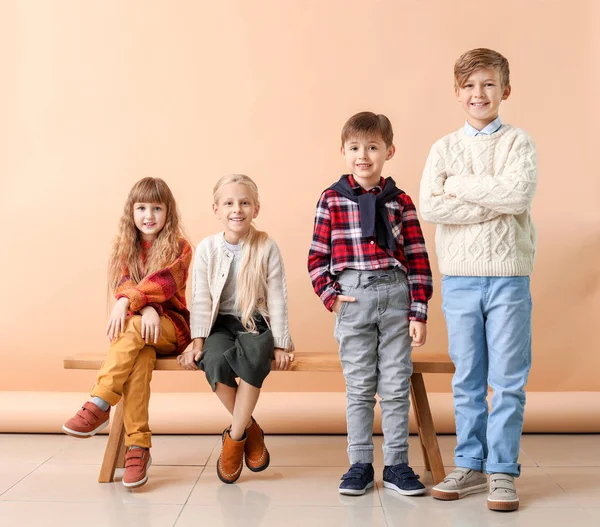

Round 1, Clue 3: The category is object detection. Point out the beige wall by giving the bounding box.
[1,1,599,403]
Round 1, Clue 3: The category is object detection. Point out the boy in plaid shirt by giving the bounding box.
[308,112,433,496]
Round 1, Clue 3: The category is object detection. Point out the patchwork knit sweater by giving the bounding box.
[115,238,192,352]
[419,125,538,277]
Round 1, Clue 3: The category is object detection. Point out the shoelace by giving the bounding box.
[387,464,420,481]
[341,464,371,481]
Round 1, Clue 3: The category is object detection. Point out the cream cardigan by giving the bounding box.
[190,232,294,351]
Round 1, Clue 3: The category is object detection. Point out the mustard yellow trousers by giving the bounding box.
[91,315,177,448]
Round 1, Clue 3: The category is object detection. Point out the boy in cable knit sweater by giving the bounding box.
[419,49,537,512]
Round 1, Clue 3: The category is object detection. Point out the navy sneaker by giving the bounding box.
[339,463,375,495]
[382,463,426,496]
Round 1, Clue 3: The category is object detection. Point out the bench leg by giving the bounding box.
[116,433,127,469]
[410,372,446,485]
[411,383,431,472]
[98,400,125,483]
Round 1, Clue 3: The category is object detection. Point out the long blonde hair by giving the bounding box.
[213,174,269,332]
[108,177,185,291]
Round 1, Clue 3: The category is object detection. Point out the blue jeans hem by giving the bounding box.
[454,458,485,472]
[486,463,521,477]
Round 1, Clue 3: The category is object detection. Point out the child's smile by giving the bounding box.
[133,202,167,241]
[213,182,260,244]
[342,135,395,190]
[455,67,511,130]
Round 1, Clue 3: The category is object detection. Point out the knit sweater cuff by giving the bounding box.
[274,336,294,352]
[409,302,428,323]
[191,327,211,339]
[116,289,147,313]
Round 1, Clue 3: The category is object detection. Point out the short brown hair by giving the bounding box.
[341,112,394,147]
[454,48,510,89]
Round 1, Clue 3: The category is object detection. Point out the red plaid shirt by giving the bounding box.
[308,175,433,322]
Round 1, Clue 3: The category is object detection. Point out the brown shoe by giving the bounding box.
[217,428,246,484]
[123,447,152,489]
[62,402,110,438]
[244,417,270,472]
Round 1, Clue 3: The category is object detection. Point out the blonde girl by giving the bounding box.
[63,177,192,489]
[178,174,294,484]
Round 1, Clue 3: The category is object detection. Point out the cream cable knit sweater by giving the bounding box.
[419,125,537,276]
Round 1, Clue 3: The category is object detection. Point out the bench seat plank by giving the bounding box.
[64,351,455,374]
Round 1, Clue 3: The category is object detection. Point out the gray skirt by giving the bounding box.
[196,314,274,391]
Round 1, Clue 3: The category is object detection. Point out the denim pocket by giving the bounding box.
[336,285,354,320]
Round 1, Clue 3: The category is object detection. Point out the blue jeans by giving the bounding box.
[442,276,532,477]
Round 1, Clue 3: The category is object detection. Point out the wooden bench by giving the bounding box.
[64,352,454,484]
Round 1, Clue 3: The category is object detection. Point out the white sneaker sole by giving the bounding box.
[123,457,152,489]
[382,481,426,496]
[339,480,374,495]
[432,481,488,500]
[62,420,109,438]
[488,497,519,511]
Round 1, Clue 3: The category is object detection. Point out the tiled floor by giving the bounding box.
[1,434,599,526]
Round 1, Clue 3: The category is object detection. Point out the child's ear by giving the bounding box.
[253,203,260,219]
[386,144,396,161]
[502,84,512,100]
[340,145,345,155]
[212,203,219,218]
[455,86,461,100]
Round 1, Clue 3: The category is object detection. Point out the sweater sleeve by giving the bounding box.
[443,134,537,215]
[307,193,339,311]
[265,240,294,351]
[419,143,504,225]
[190,240,213,339]
[115,240,192,312]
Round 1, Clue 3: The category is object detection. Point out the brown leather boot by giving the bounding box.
[217,428,246,484]
[244,417,270,472]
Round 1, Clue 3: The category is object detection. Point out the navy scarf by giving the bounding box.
[329,175,403,252]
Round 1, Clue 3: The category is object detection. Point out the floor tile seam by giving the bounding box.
[0,455,55,498]
[536,464,581,504]
[0,499,188,507]
[532,464,600,467]
[178,504,385,509]
[177,463,208,516]
[380,503,392,527]
[170,503,187,527]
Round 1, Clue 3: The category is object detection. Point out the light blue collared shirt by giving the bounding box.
[464,116,502,137]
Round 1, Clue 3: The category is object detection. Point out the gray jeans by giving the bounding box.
[334,268,413,466]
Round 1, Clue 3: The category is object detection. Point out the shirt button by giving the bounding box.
[370,241,374,245]
[374,264,379,269]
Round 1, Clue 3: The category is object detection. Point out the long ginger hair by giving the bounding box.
[108,177,185,291]
[213,174,269,332]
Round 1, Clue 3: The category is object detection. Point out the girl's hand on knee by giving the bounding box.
[274,349,294,370]
[177,349,201,370]
[409,321,427,347]
[140,306,161,343]
[106,297,130,341]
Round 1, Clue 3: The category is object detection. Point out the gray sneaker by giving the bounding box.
[487,473,519,511]
[431,468,488,500]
